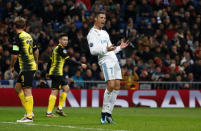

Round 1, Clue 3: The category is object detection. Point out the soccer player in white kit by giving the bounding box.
[87,11,129,124]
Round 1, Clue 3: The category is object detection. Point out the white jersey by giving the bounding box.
[87,27,121,65]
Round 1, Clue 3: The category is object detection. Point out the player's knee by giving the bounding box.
[15,83,22,93]
[107,81,115,90]
[114,80,120,90]
[24,88,32,96]
[14,86,20,93]
[62,85,69,93]
[115,85,120,90]
[51,89,58,96]
[110,84,116,89]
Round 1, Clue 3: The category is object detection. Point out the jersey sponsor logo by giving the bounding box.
[89,43,93,47]
[63,49,67,54]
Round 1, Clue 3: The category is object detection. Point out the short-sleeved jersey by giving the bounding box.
[49,44,69,76]
[12,31,37,72]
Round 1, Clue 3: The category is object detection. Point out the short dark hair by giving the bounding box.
[14,16,26,29]
[58,33,68,39]
[95,11,106,18]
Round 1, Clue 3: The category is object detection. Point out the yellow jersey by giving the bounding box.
[49,44,69,76]
[12,31,37,72]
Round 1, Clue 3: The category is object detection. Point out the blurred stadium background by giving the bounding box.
[0,0,201,130]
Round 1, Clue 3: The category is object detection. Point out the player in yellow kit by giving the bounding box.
[10,16,39,122]
[46,34,87,117]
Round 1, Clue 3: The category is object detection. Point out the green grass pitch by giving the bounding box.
[0,107,201,131]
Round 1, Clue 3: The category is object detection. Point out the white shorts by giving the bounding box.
[100,62,122,81]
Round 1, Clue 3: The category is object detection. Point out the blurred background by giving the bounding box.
[0,0,201,89]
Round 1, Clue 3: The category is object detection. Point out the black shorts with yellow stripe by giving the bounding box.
[50,75,68,90]
[17,71,35,88]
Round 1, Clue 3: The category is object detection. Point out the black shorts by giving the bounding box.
[50,75,68,90]
[17,71,35,88]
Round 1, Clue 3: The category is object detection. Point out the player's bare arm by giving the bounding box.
[106,43,116,51]
[120,39,130,49]
[10,54,18,73]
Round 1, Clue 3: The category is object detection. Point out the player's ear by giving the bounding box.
[58,39,61,43]
[94,17,97,22]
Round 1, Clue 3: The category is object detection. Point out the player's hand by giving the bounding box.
[106,43,116,51]
[9,66,14,73]
[81,64,87,69]
[120,39,130,49]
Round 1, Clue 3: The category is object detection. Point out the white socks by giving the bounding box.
[110,90,119,113]
[102,89,112,114]
[102,89,119,114]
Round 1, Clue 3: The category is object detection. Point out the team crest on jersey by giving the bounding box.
[89,43,93,47]
[63,49,67,54]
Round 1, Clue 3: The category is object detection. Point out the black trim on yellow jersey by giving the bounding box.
[57,44,68,57]
[49,44,69,76]
[49,44,82,76]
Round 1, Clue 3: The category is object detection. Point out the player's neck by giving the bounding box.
[59,43,64,47]
[16,29,24,34]
[93,24,101,30]
[59,43,67,47]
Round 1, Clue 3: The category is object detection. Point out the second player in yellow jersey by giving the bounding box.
[46,34,87,117]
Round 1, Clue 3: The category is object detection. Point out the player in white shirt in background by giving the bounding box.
[87,11,129,124]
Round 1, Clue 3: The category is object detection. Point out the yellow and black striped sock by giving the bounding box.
[58,92,67,110]
[18,91,25,107]
[25,96,33,119]
[47,95,57,113]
